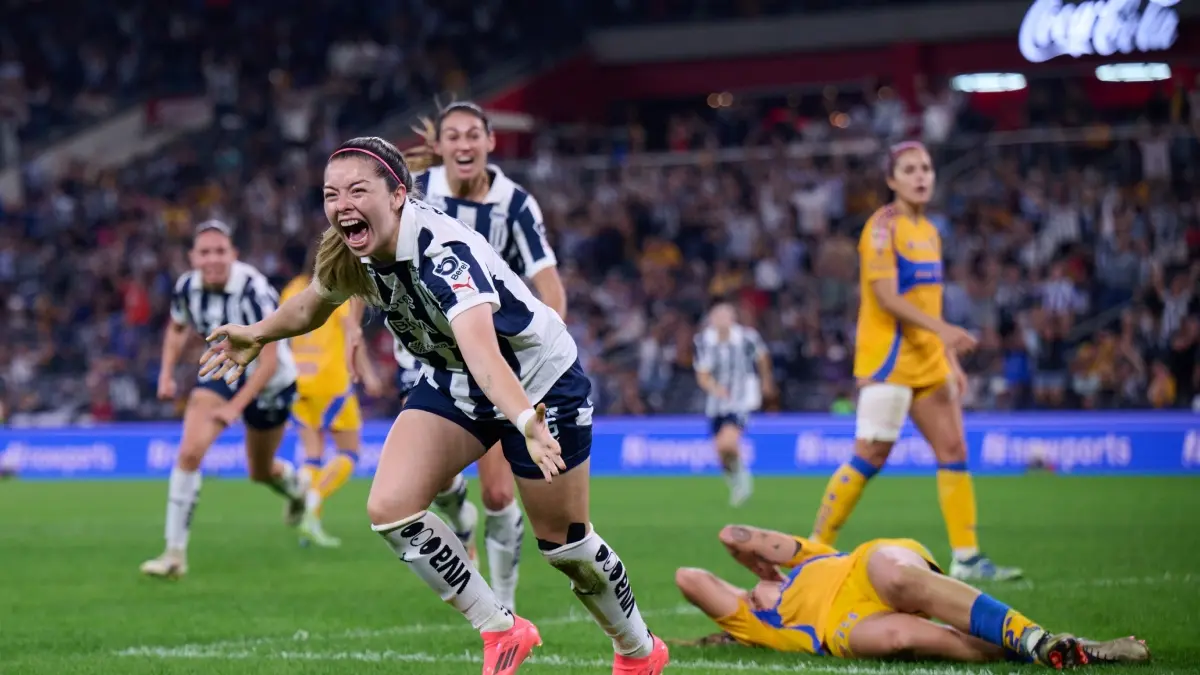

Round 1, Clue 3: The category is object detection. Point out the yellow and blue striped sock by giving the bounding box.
[937,462,980,560]
[810,455,879,546]
[969,593,1040,659]
[312,450,358,517]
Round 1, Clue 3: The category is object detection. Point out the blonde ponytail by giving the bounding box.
[403,116,441,177]
[313,227,381,306]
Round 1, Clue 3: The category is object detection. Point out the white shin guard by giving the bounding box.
[484,501,524,610]
[374,511,510,632]
[165,467,201,551]
[542,527,653,657]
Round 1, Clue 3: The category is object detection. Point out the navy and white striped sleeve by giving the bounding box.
[508,190,557,279]
[241,273,280,324]
[693,332,713,373]
[418,233,501,323]
[169,274,192,326]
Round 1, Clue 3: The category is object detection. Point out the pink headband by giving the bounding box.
[330,148,403,186]
[889,140,926,158]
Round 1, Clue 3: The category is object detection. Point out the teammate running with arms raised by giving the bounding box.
[390,101,567,610]
[675,524,1150,667]
[282,249,384,548]
[198,137,668,675]
[809,142,1021,581]
[141,220,306,578]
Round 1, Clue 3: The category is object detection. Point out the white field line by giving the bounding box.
[115,573,1193,670]
[118,646,1005,675]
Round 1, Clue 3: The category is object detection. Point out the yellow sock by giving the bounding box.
[810,456,879,546]
[1003,609,1039,654]
[313,451,357,516]
[300,459,322,488]
[937,463,979,558]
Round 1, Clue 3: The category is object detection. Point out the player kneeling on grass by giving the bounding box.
[675,525,1149,669]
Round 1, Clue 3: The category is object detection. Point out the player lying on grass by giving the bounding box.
[675,525,1150,668]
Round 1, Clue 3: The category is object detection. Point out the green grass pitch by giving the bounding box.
[4,475,1198,674]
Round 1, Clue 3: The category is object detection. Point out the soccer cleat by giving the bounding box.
[481,614,541,674]
[1029,632,1089,669]
[948,554,1023,581]
[1077,636,1151,664]
[283,469,310,527]
[613,635,670,675]
[298,513,342,548]
[140,550,187,579]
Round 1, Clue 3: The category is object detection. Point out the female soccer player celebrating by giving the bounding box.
[199,137,668,675]
[809,142,1021,582]
[401,101,568,611]
[281,248,384,548]
[141,220,306,578]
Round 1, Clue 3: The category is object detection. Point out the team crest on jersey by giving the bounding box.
[434,256,475,294]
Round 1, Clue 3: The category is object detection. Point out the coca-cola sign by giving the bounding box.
[1018,0,1180,63]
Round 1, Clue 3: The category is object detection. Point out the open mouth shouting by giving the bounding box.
[452,152,478,177]
[339,218,371,251]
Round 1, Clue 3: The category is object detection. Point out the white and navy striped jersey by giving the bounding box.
[694,325,767,417]
[170,261,297,395]
[415,165,557,279]
[320,198,577,421]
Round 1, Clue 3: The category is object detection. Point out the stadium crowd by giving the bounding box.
[1,5,1198,426]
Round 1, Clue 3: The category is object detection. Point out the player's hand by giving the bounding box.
[156,373,177,401]
[937,324,978,353]
[761,380,778,404]
[522,403,566,483]
[725,543,786,582]
[713,385,731,400]
[200,324,263,384]
[212,404,241,427]
[951,363,969,401]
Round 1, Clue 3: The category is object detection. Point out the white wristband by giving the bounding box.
[515,408,537,437]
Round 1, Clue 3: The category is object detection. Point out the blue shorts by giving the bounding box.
[195,378,297,430]
[403,361,593,480]
[710,413,748,436]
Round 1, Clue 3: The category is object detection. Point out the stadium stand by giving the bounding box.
[0,6,1197,426]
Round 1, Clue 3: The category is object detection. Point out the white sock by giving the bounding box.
[432,473,471,533]
[542,527,654,658]
[484,501,524,610]
[375,510,513,633]
[165,467,202,553]
[953,547,981,562]
[305,487,323,514]
[267,459,304,500]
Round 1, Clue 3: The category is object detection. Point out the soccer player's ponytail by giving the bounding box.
[403,116,441,177]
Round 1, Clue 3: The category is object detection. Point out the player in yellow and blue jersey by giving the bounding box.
[808,141,1021,581]
[675,524,1149,667]
[282,261,383,548]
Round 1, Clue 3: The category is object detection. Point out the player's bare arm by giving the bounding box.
[870,279,976,353]
[451,303,565,481]
[718,524,797,580]
[530,267,567,320]
[157,319,191,400]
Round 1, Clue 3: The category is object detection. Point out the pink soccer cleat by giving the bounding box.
[613,634,670,674]
[481,614,541,675]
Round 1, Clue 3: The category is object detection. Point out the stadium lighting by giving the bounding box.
[950,73,1028,93]
[1095,63,1172,82]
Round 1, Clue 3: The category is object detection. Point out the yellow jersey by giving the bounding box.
[853,204,949,389]
[716,537,940,658]
[281,275,352,396]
